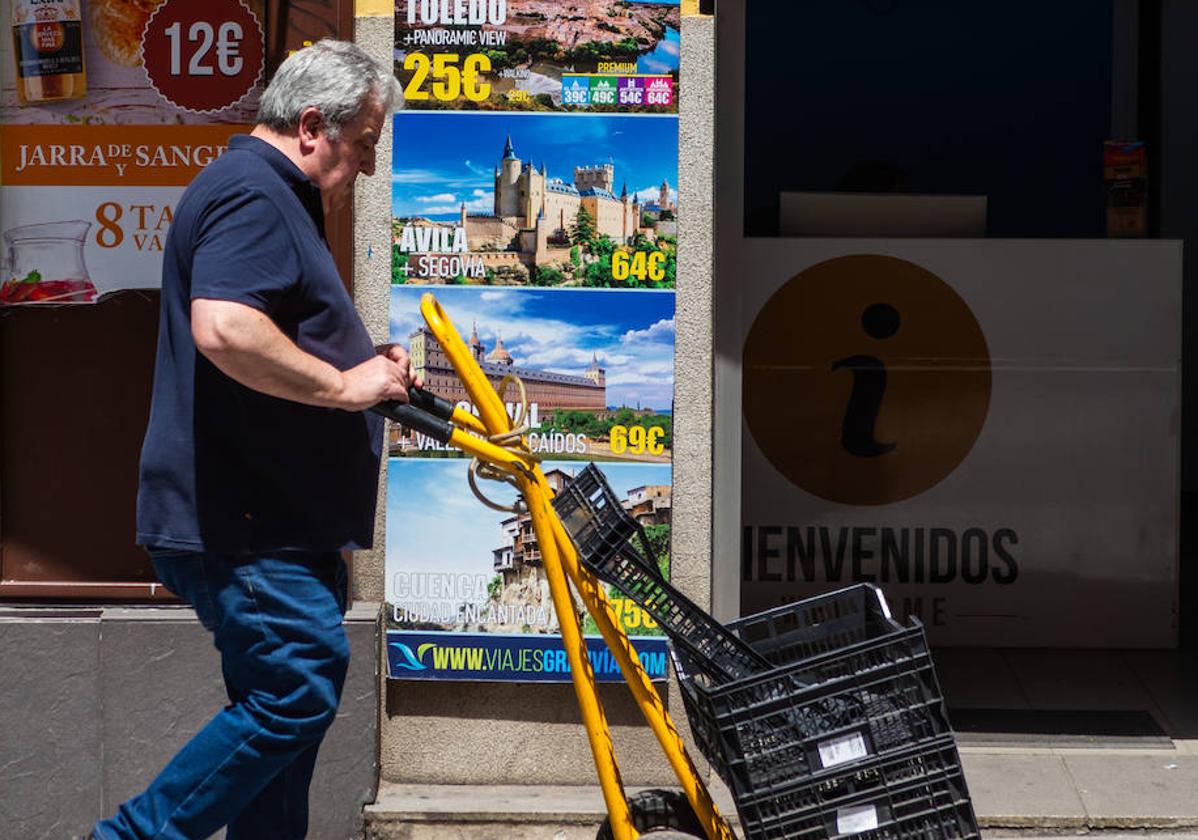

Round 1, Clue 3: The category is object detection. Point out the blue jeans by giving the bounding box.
[94,550,350,840]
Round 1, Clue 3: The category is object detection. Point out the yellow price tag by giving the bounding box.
[609,425,665,456]
[403,52,492,102]
[611,250,666,282]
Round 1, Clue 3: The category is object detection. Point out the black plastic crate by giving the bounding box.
[553,464,769,684]
[671,587,956,789]
[734,737,978,839]
[732,584,905,669]
[675,625,953,799]
[552,463,660,580]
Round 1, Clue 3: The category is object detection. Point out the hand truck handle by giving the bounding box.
[407,386,456,421]
[371,387,454,445]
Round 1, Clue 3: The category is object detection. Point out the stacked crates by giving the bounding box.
[671,588,977,839]
[553,465,979,839]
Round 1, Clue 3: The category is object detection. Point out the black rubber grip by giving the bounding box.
[407,387,455,421]
[371,400,454,445]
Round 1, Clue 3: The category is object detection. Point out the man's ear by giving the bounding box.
[297,107,324,152]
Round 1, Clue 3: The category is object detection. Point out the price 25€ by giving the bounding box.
[403,52,491,102]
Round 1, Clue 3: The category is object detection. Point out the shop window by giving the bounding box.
[744,1,1141,239]
[0,0,355,600]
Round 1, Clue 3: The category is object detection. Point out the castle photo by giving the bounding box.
[421,318,605,409]
[392,112,678,288]
[388,286,675,462]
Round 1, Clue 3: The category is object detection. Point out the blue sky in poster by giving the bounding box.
[391,112,679,219]
[391,286,675,411]
[638,24,680,75]
[386,459,672,586]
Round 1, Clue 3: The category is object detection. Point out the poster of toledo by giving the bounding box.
[395,0,680,112]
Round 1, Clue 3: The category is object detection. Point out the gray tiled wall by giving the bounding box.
[0,604,379,840]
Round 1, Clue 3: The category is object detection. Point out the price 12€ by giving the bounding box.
[403,53,491,102]
[165,21,245,77]
[141,0,264,113]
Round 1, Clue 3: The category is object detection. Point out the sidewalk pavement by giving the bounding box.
[364,746,1198,838]
[365,646,1198,838]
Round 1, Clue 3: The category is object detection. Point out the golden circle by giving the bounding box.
[743,255,991,505]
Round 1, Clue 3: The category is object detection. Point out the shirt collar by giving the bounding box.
[228,134,326,235]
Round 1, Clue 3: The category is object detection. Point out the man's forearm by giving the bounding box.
[192,298,349,407]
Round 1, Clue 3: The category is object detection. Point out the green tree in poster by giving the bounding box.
[612,406,638,426]
[531,265,565,287]
[482,49,512,70]
[543,409,605,437]
[570,205,596,247]
[582,235,617,286]
[633,524,672,578]
[641,414,673,449]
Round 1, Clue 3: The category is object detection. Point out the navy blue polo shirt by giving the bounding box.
[136,134,384,553]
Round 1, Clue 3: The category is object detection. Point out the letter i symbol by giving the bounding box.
[833,302,901,458]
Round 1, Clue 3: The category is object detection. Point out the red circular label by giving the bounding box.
[33,22,66,52]
[142,0,264,113]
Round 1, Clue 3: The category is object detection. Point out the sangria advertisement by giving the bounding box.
[394,0,680,112]
[0,0,265,304]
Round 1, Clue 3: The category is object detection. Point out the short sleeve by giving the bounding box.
[190,188,300,312]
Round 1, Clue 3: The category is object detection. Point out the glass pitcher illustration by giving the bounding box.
[1,220,98,304]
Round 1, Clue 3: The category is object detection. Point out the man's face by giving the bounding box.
[309,95,385,212]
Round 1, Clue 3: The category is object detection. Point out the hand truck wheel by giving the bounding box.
[595,788,706,839]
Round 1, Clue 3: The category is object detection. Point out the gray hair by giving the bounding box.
[257,39,400,139]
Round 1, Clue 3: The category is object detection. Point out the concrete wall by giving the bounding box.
[360,15,718,787]
[0,604,380,840]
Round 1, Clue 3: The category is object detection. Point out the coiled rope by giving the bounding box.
[466,373,543,514]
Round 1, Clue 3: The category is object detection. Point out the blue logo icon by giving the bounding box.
[389,641,429,671]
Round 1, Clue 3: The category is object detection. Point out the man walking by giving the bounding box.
[94,40,412,840]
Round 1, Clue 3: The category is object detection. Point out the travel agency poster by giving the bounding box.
[394,0,679,112]
[385,0,680,681]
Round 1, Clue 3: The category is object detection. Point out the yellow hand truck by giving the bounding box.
[374,291,737,840]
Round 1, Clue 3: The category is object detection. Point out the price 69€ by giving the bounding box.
[609,425,665,456]
[403,52,491,102]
